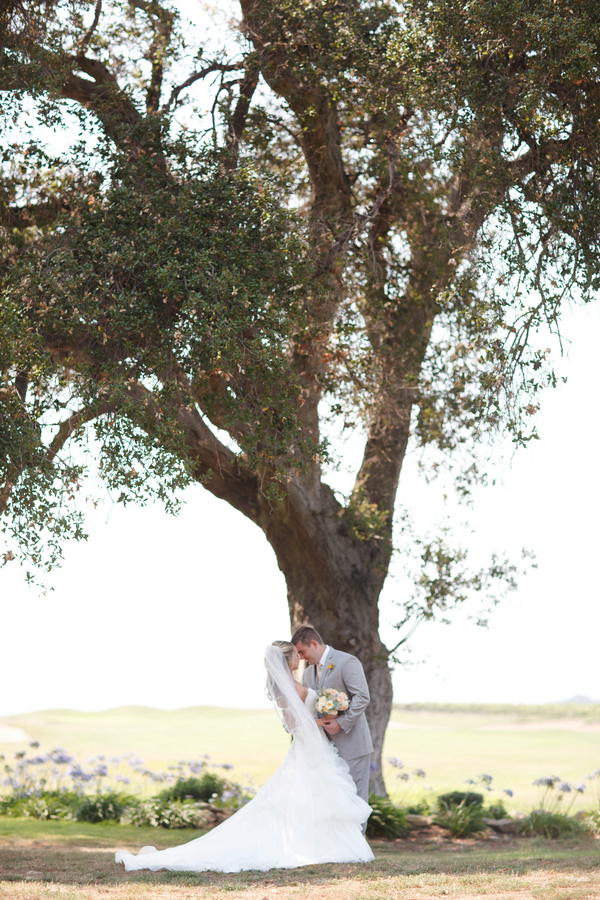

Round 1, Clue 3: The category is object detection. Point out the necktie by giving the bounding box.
[317,663,322,683]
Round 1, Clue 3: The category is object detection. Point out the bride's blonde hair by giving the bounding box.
[271,640,295,669]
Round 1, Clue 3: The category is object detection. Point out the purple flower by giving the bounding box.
[465,778,477,785]
[412,769,426,778]
[503,789,514,797]
[388,757,404,769]
[533,776,561,787]
[116,774,130,785]
[398,772,409,781]
[94,765,108,777]
[558,782,572,793]
[188,761,204,774]
[574,783,586,793]
[69,764,93,783]
[369,761,377,772]
[127,756,144,767]
[220,790,235,801]
[50,749,74,765]
[479,774,493,785]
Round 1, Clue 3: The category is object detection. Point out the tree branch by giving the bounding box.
[62,56,142,143]
[78,0,102,51]
[317,113,412,274]
[224,59,260,169]
[0,198,72,229]
[131,0,174,113]
[126,380,264,522]
[163,61,245,112]
[45,402,117,464]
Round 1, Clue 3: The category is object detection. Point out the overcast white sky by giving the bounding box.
[1,299,599,716]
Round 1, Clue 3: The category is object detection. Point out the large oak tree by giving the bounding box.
[2,0,600,790]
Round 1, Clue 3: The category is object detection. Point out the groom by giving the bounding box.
[292,625,374,810]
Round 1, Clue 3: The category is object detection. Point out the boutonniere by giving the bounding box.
[327,663,335,672]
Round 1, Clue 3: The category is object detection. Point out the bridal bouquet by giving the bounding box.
[315,688,349,717]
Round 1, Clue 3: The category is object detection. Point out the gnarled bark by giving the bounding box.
[260,479,393,795]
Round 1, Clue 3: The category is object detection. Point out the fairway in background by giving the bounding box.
[1,703,599,810]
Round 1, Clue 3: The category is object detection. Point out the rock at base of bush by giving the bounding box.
[406,814,433,829]
[482,817,523,834]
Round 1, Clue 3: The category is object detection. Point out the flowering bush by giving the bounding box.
[158,771,253,809]
[0,742,254,827]
[531,775,587,816]
[518,773,593,839]
[0,792,77,820]
[524,809,590,839]
[378,757,428,810]
[122,798,213,829]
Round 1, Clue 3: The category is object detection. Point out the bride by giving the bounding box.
[115,641,374,872]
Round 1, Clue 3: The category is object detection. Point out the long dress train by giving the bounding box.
[115,647,373,872]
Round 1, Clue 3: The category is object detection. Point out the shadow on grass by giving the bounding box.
[1,837,599,889]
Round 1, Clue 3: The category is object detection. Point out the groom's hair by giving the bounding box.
[291,625,324,646]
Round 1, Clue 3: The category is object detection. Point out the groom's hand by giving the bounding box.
[322,718,341,734]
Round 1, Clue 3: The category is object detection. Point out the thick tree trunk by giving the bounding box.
[259,477,393,796]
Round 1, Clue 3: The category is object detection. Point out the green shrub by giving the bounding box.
[434,799,487,837]
[159,773,229,804]
[586,806,600,834]
[406,800,431,815]
[524,809,591,840]
[366,794,409,839]
[437,791,483,809]
[159,772,253,809]
[75,792,130,823]
[0,796,19,816]
[122,798,212,829]
[0,791,80,820]
[485,802,508,820]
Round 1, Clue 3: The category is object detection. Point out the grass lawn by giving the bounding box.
[0,706,290,789]
[1,818,600,900]
[2,704,600,808]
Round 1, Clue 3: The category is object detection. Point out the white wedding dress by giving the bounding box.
[115,646,373,873]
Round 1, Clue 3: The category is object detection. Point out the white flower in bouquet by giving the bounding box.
[315,688,350,717]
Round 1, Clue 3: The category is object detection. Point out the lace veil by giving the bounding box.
[264,644,328,760]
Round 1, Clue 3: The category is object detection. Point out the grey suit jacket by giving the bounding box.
[303,647,374,762]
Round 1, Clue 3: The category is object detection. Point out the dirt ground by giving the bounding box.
[1,823,600,900]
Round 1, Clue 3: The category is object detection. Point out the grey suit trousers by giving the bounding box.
[347,754,371,834]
